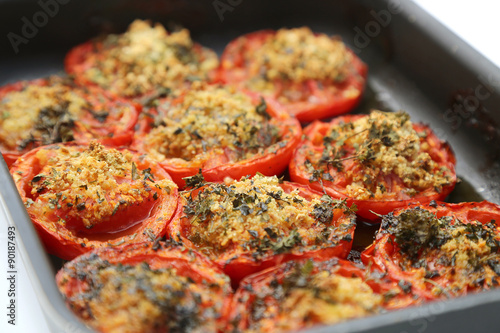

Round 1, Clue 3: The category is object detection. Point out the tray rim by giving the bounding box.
[1,0,500,332]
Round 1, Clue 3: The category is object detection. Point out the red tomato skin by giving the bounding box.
[167,181,355,287]
[0,78,140,168]
[289,116,457,222]
[64,41,95,88]
[132,88,302,189]
[217,30,368,122]
[361,201,500,301]
[10,143,178,260]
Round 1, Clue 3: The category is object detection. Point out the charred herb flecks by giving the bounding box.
[142,83,285,166]
[302,111,454,200]
[25,142,176,230]
[381,206,500,295]
[181,175,355,260]
[241,259,383,332]
[57,247,229,333]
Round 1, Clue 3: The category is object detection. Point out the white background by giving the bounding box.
[0,1,499,332]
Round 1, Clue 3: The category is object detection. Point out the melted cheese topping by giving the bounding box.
[310,111,453,200]
[28,142,175,229]
[143,84,282,165]
[244,262,382,332]
[183,175,353,258]
[0,80,87,150]
[84,20,219,96]
[61,260,224,333]
[385,208,500,296]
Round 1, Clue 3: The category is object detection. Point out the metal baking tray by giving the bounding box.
[1,0,500,332]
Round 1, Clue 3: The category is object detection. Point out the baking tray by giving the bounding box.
[1,0,500,332]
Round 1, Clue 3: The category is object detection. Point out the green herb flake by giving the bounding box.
[255,97,271,120]
[183,169,205,188]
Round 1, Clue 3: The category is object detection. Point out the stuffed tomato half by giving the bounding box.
[167,174,356,286]
[225,257,419,333]
[65,19,219,99]
[56,241,232,333]
[10,142,178,260]
[362,201,500,301]
[0,76,138,167]
[132,83,301,188]
[290,111,456,221]
[218,27,367,122]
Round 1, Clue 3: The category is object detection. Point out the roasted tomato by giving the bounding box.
[225,257,418,333]
[362,201,500,301]
[0,76,139,167]
[217,27,367,122]
[65,19,219,99]
[10,142,178,260]
[289,111,457,221]
[131,83,302,188]
[56,240,232,333]
[167,174,356,286]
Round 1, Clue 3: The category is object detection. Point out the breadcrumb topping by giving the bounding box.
[142,84,283,166]
[250,27,351,84]
[60,258,226,333]
[306,111,453,200]
[27,142,175,230]
[382,207,500,296]
[0,79,86,150]
[182,175,354,259]
[84,20,219,97]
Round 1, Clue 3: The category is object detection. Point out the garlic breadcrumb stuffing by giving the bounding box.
[252,27,351,83]
[0,79,87,150]
[308,111,453,200]
[239,260,382,333]
[142,84,283,166]
[382,207,500,296]
[27,142,176,230]
[84,19,219,97]
[182,175,354,259]
[233,27,353,95]
[275,272,382,328]
[58,253,228,333]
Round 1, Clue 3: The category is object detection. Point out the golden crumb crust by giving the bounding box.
[227,259,386,333]
[179,175,355,260]
[141,84,283,166]
[26,142,175,230]
[56,243,231,333]
[298,111,454,200]
[77,19,219,97]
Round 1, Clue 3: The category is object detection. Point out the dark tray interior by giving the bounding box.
[1,0,500,332]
